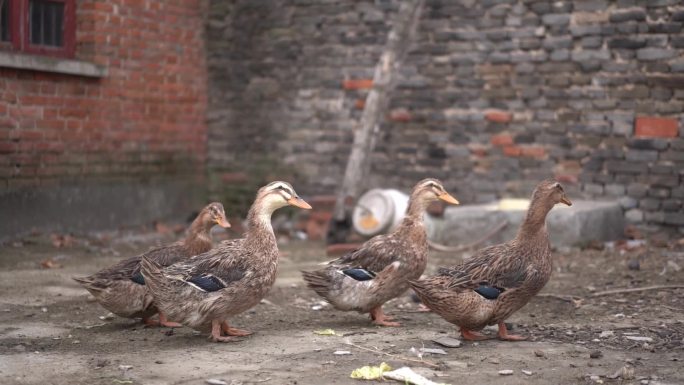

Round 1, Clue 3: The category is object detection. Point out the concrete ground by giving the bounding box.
[0,230,683,385]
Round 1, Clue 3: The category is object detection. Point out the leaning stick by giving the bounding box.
[591,285,684,297]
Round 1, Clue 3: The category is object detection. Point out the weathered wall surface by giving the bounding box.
[207,0,684,232]
[0,0,209,238]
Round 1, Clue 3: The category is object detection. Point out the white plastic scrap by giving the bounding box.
[382,367,450,385]
[205,379,228,385]
[625,336,653,342]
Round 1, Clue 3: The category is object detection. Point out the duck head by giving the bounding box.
[198,202,231,228]
[534,179,572,207]
[412,178,460,205]
[256,181,312,213]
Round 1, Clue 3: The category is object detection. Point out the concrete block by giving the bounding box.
[427,199,625,248]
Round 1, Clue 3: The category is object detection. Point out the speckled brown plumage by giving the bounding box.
[73,202,229,324]
[141,181,311,342]
[410,179,572,341]
[303,178,459,327]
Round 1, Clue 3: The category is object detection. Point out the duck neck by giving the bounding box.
[183,219,213,255]
[516,197,553,242]
[396,195,429,235]
[245,204,277,250]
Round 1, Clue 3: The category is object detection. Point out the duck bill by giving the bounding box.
[438,192,460,205]
[560,196,573,206]
[216,216,231,228]
[287,197,312,210]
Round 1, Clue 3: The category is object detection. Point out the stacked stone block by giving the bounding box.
[207,0,684,232]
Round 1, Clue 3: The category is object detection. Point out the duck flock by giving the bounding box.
[74,178,572,343]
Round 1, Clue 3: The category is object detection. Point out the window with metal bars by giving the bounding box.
[0,0,75,57]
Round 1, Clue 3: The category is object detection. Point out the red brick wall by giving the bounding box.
[0,0,208,190]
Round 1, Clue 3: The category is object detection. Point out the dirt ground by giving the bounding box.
[1,229,683,385]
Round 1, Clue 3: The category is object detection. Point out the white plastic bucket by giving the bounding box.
[352,189,409,237]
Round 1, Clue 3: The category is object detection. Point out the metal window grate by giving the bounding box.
[29,0,64,47]
[0,0,9,42]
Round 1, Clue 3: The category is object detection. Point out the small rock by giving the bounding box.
[590,374,602,383]
[311,305,323,311]
[599,330,614,338]
[13,344,26,352]
[333,350,351,355]
[432,336,462,348]
[522,369,533,376]
[95,359,109,368]
[590,350,603,359]
[445,360,468,369]
[206,380,228,385]
[625,336,653,342]
[627,259,640,271]
[99,313,115,320]
[489,358,500,364]
[420,348,447,355]
[534,350,546,358]
[499,369,514,376]
[155,360,163,364]
[119,365,133,371]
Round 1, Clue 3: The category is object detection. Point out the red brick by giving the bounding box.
[634,116,678,138]
[521,146,547,159]
[555,174,579,184]
[354,99,366,109]
[388,108,412,122]
[0,143,16,153]
[503,145,522,156]
[468,144,488,157]
[343,79,374,90]
[491,133,514,147]
[485,110,513,124]
[221,172,248,183]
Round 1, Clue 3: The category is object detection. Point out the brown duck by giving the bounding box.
[73,202,230,327]
[140,181,311,342]
[410,179,572,341]
[303,179,459,326]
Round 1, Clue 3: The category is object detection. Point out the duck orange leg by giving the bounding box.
[459,327,490,341]
[221,321,252,337]
[210,320,238,343]
[158,312,183,328]
[370,306,400,327]
[142,316,159,326]
[497,321,527,341]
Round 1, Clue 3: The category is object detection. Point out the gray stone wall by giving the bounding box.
[207,0,684,232]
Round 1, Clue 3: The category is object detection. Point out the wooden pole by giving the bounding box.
[332,0,425,224]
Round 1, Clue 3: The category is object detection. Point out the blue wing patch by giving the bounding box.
[187,275,226,292]
[474,284,504,300]
[342,268,376,281]
[130,272,145,285]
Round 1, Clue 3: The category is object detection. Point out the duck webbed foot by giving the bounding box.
[459,327,491,341]
[370,306,400,327]
[221,321,253,336]
[209,320,240,343]
[142,313,182,328]
[497,321,527,341]
[158,312,183,328]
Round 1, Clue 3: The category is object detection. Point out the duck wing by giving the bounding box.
[161,239,247,293]
[331,234,404,275]
[439,243,529,292]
